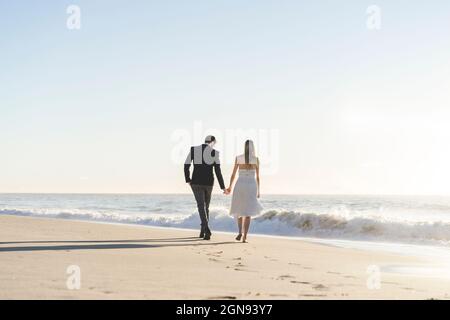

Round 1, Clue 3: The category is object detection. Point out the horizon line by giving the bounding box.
[1,192,449,197]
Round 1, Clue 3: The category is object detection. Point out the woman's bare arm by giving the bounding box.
[256,158,260,198]
[227,157,239,193]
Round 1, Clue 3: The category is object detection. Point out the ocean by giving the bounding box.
[2,193,450,247]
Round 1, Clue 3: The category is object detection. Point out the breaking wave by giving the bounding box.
[2,207,450,246]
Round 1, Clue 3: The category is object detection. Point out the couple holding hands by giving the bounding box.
[184,135,262,243]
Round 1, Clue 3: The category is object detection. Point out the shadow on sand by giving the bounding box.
[0,237,237,252]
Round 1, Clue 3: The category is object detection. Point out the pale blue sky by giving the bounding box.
[1,1,450,194]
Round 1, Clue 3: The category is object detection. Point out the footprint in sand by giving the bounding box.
[277,274,295,280]
[233,257,242,261]
[264,256,278,262]
[209,258,221,262]
[327,271,341,275]
[291,280,310,285]
[207,251,223,257]
[313,284,328,291]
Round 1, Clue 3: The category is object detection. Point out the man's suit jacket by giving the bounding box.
[184,144,225,189]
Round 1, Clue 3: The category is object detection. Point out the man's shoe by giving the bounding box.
[199,231,205,238]
[203,234,211,240]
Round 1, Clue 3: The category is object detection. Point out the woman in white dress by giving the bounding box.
[226,140,263,243]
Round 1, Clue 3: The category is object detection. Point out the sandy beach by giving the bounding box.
[0,215,449,300]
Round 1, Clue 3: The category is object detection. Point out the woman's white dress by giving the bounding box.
[229,155,263,217]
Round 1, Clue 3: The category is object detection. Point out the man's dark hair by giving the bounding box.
[205,135,216,144]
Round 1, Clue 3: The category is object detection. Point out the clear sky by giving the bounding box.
[1,1,450,195]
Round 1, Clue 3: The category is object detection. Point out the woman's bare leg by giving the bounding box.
[242,217,251,242]
[236,217,243,240]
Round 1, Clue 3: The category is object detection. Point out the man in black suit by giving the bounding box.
[184,135,227,240]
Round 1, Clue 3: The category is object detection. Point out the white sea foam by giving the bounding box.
[2,205,450,246]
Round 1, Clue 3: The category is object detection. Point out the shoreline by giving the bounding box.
[3,212,450,274]
[1,215,450,299]
[2,212,450,262]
